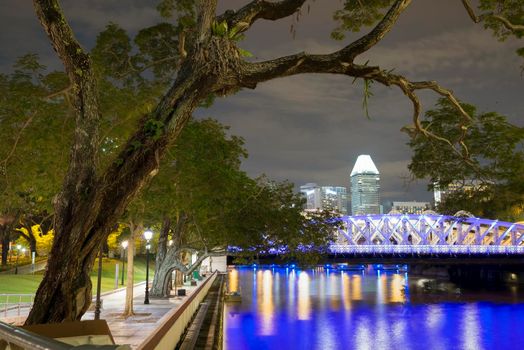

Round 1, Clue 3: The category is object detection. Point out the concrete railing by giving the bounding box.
[137,271,218,350]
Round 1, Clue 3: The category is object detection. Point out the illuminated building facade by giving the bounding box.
[350,155,380,215]
[390,201,431,214]
[300,183,348,214]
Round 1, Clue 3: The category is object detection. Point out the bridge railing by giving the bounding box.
[331,214,524,254]
[330,244,524,255]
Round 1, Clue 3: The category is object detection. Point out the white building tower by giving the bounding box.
[350,155,380,215]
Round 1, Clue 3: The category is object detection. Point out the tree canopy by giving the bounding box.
[408,98,524,221]
[0,0,521,324]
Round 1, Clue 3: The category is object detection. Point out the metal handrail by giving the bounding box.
[0,294,34,319]
[0,320,124,349]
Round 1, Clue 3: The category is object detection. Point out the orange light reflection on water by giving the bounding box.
[297,271,311,320]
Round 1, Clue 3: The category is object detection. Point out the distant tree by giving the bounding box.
[8,0,521,323]
[408,98,524,221]
[145,117,248,297]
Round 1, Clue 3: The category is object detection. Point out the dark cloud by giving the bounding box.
[1,0,522,206]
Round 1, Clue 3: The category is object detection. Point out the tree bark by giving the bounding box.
[26,0,224,324]
[1,228,9,266]
[0,212,19,266]
[123,221,141,317]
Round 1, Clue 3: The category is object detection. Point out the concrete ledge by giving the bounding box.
[137,272,218,350]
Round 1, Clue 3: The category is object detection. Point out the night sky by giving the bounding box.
[1,0,522,204]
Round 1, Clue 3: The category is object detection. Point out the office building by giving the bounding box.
[390,201,431,214]
[300,183,348,214]
[350,155,380,215]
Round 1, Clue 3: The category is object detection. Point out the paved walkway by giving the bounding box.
[84,280,206,348]
[1,278,208,349]
[0,259,47,275]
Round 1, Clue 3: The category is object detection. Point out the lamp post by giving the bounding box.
[14,244,21,275]
[94,246,103,320]
[144,230,153,304]
[121,240,128,285]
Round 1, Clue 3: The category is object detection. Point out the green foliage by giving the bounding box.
[331,0,395,40]
[211,20,229,37]
[478,0,524,67]
[144,119,165,140]
[156,0,196,21]
[408,98,524,221]
[90,23,134,82]
[134,23,180,79]
[211,20,252,57]
[0,55,71,215]
[480,0,524,39]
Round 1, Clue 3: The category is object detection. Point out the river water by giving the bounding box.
[223,266,524,350]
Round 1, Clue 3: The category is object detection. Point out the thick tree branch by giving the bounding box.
[216,0,306,31]
[196,0,218,44]
[237,0,476,160]
[242,59,472,161]
[461,0,485,23]
[341,0,411,59]
[32,0,100,209]
[241,0,410,85]
[32,0,90,83]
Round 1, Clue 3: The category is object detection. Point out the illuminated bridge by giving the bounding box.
[330,214,524,256]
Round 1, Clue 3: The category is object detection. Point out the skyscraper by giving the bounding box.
[320,186,348,214]
[300,183,322,210]
[300,183,348,214]
[350,155,380,215]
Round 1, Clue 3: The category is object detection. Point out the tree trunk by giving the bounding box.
[18,226,37,255]
[150,216,171,298]
[123,222,140,317]
[151,263,175,298]
[26,0,228,324]
[1,228,9,266]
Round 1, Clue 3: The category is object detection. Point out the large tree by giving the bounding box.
[13,0,523,324]
[408,98,524,221]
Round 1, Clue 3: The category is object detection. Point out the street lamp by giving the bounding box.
[144,230,153,304]
[121,240,128,285]
[14,244,22,275]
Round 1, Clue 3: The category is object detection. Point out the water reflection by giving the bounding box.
[352,274,362,301]
[390,274,405,303]
[225,267,524,350]
[228,268,238,293]
[297,271,311,320]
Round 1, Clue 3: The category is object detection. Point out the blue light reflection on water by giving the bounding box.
[224,267,524,350]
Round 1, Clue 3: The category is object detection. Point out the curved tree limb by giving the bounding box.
[461,0,524,32]
[340,0,411,60]
[492,14,524,32]
[32,0,100,218]
[216,0,307,32]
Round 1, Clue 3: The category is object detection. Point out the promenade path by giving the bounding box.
[0,259,47,275]
[1,279,207,349]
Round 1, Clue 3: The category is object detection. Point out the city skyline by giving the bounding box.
[301,154,433,214]
[0,0,522,203]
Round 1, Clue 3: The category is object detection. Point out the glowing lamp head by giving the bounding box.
[21,248,26,254]
[121,240,129,249]
[144,230,153,241]
[16,244,21,250]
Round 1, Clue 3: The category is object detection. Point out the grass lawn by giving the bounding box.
[0,256,154,303]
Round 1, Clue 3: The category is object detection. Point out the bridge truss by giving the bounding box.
[330,214,524,255]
